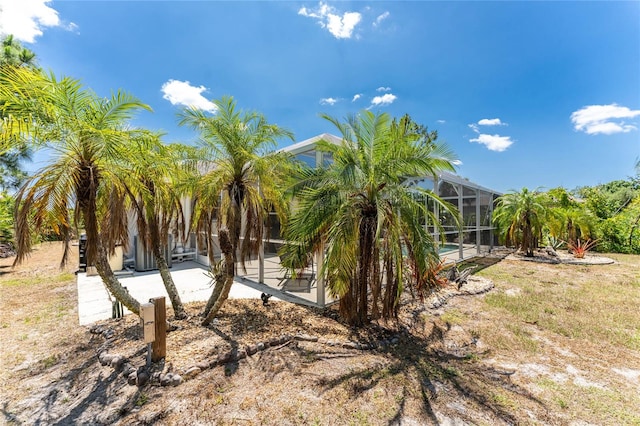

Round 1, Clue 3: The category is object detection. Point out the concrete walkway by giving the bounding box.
[76,261,284,325]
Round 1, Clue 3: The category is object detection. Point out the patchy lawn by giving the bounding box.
[1,243,639,425]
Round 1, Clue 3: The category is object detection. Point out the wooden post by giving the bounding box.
[150,297,166,362]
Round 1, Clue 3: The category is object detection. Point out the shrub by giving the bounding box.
[566,238,598,258]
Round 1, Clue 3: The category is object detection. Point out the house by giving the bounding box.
[120,133,501,307]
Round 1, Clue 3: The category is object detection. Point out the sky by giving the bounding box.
[1,0,639,194]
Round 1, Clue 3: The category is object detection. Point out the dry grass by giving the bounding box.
[1,244,639,425]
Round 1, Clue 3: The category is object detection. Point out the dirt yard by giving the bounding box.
[1,242,639,425]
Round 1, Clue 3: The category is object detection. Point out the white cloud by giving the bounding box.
[470,134,514,152]
[352,93,362,102]
[320,97,338,106]
[376,86,391,92]
[468,123,479,133]
[0,0,75,43]
[298,2,361,39]
[437,119,446,124]
[478,118,506,126]
[571,103,640,135]
[373,11,390,27]
[161,79,217,113]
[370,93,397,107]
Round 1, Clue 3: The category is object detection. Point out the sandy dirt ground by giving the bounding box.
[1,242,639,425]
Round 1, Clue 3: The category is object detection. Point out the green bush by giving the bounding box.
[594,198,640,254]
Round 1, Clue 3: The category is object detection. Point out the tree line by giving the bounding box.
[494,171,640,257]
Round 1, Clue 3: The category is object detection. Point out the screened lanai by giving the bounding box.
[281,134,501,263]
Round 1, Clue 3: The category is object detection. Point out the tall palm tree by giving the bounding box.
[281,111,459,326]
[121,131,188,319]
[493,188,548,257]
[4,68,150,315]
[178,96,294,325]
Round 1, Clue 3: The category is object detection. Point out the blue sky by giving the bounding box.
[1,0,639,193]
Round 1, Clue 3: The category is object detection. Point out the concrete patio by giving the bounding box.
[76,255,336,325]
[76,247,485,325]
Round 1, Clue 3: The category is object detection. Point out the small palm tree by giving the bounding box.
[178,96,294,325]
[121,131,189,319]
[493,188,548,256]
[281,111,459,326]
[5,68,149,315]
[544,187,594,244]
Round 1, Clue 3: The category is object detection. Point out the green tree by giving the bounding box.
[178,96,294,325]
[122,132,189,319]
[4,68,150,315]
[281,111,459,326]
[577,180,639,220]
[493,188,548,257]
[0,35,38,188]
[0,144,31,190]
[0,35,37,68]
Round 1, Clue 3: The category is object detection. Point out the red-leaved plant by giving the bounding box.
[566,238,598,259]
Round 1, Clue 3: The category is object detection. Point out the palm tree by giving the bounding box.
[5,68,150,315]
[281,111,459,326]
[543,187,595,245]
[178,96,294,325]
[493,188,548,257]
[121,131,189,319]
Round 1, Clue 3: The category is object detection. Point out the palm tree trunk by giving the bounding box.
[382,254,396,318]
[154,250,186,319]
[80,177,140,316]
[201,265,233,326]
[149,217,186,319]
[370,244,381,319]
[202,260,225,318]
[202,228,234,326]
[94,241,141,316]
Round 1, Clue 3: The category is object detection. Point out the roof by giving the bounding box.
[279,133,342,155]
[281,133,501,196]
[436,171,502,195]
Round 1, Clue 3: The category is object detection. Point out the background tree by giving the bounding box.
[493,188,548,257]
[0,35,38,68]
[122,132,188,319]
[589,160,640,254]
[178,96,294,325]
[576,180,639,220]
[4,68,149,315]
[281,111,459,326]
[0,191,13,243]
[0,35,38,189]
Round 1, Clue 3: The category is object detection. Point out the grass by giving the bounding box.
[439,308,468,325]
[0,272,75,288]
[478,257,640,350]
[536,377,640,423]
